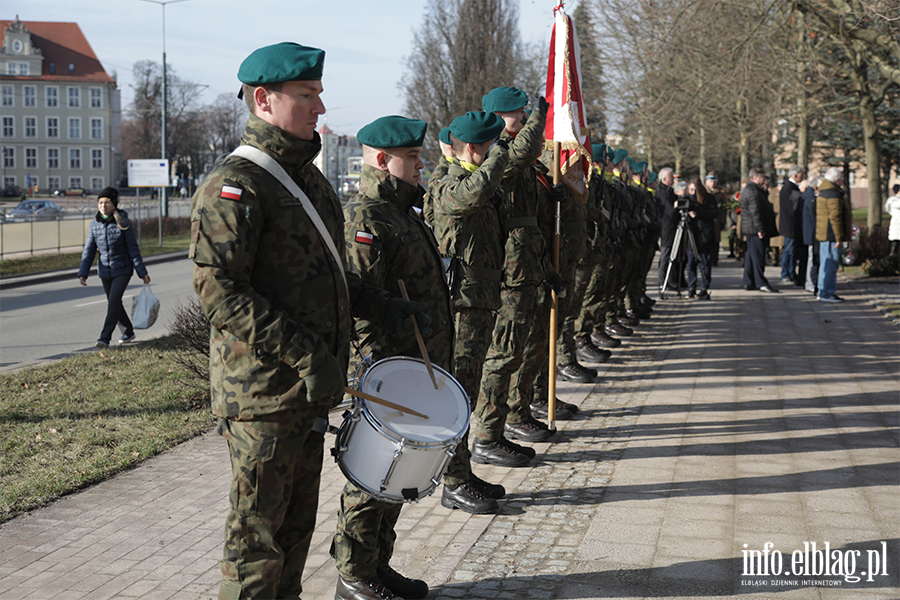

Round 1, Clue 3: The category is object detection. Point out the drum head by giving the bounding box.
[359,357,469,444]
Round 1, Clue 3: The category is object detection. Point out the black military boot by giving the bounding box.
[504,417,553,442]
[591,329,621,348]
[441,480,499,514]
[641,294,656,307]
[472,437,531,467]
[530,398,575,420]
[631,305,652,319]
[335,576,399,600]
[556,362,595,383]
[605,322,633,337]
[469,473,506,499]
[503,436,537,458]
[575,336,612,364]
[376,566,428,600]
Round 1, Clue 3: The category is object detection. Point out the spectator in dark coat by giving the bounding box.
[656,167,678,292]
[801,177,819,294]
[684,177,719,299]
[779,165,804,282]
[78,187,150,348]
[740,168,778,292]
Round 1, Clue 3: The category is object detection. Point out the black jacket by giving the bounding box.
[657,184,678,247]
[779,179,802,238]
[687,196,719,251]
[740,181,777,238]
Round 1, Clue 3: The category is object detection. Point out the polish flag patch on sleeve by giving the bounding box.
[220,185,243,201]
[355,231,374,244]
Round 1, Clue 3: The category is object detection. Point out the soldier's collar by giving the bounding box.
[361,164,424,211]
[242,113,322,173]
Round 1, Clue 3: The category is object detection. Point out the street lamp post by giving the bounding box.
[137,0,192,226]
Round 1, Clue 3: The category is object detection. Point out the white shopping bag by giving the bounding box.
[131,284,160,329]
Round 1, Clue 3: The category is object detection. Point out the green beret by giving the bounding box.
[449,111,505,144]
[613,148,629,164]
[626,156,635,167]
[438,127,451,145]
[591,143,607,160]
[606,147,615,161]
[238,42,325,86]
[357,115,427,149]
[648,172,658,184]
[633,160,647,173]
[482,86,528,113]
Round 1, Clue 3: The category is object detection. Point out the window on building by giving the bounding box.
[24,117,37,138]
[49,62,56,74]
[68,87,80,108]
[47,148,59,169]
[47,117,59,138]
[46,86,59,108]
[91,118,103,139]
[18,63,28,75]
[2,117,13,137]
[69,176,83,189]
[3,176,15,188]
[90,88,103,109]
[48,176,60,191]
[6,63,28,76]
[91,177,104,190]
[1,86,13,107]
[68,63,75,74]
[23,86,36,107]
[68,118,81,139]
[3,147,14,169]
[25,148,37,169]
[69,149,81,169]
[91,149,103,169]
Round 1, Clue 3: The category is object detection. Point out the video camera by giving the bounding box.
[675,197,691,212]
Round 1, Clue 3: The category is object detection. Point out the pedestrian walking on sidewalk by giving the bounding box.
[77,186,150,348]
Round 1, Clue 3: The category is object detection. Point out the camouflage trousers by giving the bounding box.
[443,307,495,484]
[575,247,609,338]
[511,284,552,408]
[331,482,402,581]
[217,410,328,600]
[476,284,538,439]
[558,248,595,364]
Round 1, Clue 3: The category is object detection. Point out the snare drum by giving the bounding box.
[334,357,469,503]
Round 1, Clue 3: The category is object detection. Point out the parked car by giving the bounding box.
[2,185,26,199]
[53,187,88,197]
[4,199,63,222]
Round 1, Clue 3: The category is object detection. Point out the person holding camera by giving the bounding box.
[684,178,719,299]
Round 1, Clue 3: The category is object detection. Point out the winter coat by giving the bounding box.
[779,179,803,238]
[815,179,852,243]
[884,194,900,242]
[78,209,148,280]
[687,196,719,252]
[740,181,778,238]
[801,187,817,246]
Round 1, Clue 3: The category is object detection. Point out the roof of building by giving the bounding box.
[317,124,335,135]
[0,19,115,84]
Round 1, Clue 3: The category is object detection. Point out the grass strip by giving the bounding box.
[0,234,191,278]
[0,335,215,523]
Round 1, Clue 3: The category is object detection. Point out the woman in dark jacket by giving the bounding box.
[684,178,719,299]
[78,187,150,348]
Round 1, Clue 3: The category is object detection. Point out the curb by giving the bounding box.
[0,251,189,290]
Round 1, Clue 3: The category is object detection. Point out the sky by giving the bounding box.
[4,0,560,135]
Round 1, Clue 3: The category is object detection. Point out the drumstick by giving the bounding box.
[397,279,439,390]
[344,387,429,419]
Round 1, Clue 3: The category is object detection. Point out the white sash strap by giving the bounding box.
[230,145,349,298]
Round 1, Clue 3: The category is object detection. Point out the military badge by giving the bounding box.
[219,185,242,201]
[355,231,374,244]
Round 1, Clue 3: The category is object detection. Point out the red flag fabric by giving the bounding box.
[545,3,592,201]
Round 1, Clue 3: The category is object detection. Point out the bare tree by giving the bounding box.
[204,93,248,156]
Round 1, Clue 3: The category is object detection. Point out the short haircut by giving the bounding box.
[748,167,767,181]
[658,167,673,180]
[824,167,842,183]
[673,180,688,193]
[242,82,284,114]
[808,176,822,189]
[362,145,389,166]
[788,165,804,178]
[450,134,468,155]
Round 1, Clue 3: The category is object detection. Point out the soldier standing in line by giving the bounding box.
[190,43,429,600]
[473,87,561,465]
[334,116,499,600]
[422,127,453,228]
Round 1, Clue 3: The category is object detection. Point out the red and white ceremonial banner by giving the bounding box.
[545,3,592,201]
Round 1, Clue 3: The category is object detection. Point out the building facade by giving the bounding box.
[312,124,363,196]
[0,17,121,195]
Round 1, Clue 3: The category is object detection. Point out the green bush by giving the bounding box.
[862,254,900,277]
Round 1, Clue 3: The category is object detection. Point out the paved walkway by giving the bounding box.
[1,256,898,600]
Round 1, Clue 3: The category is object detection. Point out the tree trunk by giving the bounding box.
[859,99,883,228]
[796,93,810,173]
[699,126,707,179]
[739,129,748,182]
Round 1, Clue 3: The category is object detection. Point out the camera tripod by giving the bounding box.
[660,211,699,300]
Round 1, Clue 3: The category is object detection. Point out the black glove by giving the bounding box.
[384,298,433,338]
[552,183,568,203]
[545,272,563,294]
[536,95,549,114]
[489,138,509,154]
[304,350,345,405]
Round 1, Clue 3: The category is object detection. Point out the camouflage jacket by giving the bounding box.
[431,146,510,310]
[343,165,454,370]
[497,103,554,286]
[423,155,452,228]
[190,113,391,420]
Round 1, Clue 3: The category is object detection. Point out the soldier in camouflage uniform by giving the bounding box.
[422,127,453,228]
[332,116,466,600]
[190,44,427,600]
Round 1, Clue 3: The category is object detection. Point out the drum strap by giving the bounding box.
[231,145,350,300]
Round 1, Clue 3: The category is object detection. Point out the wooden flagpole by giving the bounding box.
[548,141,562,431]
